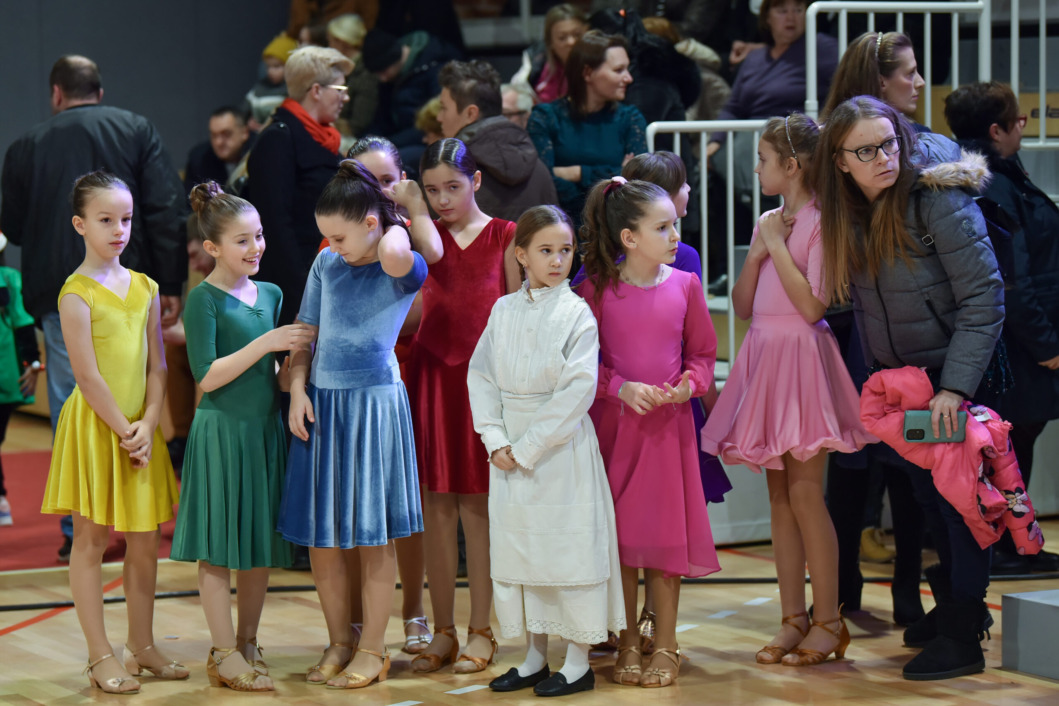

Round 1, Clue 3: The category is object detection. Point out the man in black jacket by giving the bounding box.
[183,106,254,196]
[1,55,186,560]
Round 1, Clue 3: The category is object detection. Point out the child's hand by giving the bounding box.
[289,389,315,442]
[490,446,517,471]
[392,180,427,213]
[276,356,292,392]
[662,371,694,405]
[757,210,794,251]
[121,421,154,468]
[263,324,315,353]
[618,381,667,415]
[747,232,769,263]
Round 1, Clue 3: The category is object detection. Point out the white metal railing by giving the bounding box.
[647,120,768,371]
[805,1,991,123]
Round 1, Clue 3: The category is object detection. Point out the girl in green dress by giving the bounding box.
[171,182,315,692]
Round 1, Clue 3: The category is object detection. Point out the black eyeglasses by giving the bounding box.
[840,136,901,163]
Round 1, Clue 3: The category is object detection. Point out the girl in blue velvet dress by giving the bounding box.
[278,159,437,689]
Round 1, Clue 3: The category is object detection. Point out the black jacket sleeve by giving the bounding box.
[136,121,188,296]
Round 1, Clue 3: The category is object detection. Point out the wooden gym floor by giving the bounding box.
[2,414,1058,704]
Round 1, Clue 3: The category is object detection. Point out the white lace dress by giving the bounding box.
[467,281,625,643]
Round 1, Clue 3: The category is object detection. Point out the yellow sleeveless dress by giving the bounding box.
[41,271,178,531]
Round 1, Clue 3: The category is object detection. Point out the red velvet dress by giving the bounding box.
[409,218,516,494]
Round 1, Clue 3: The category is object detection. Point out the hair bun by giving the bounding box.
[189,181,225,215]
[337,158,367,180]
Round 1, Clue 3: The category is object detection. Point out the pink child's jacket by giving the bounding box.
[859,367,1044,554]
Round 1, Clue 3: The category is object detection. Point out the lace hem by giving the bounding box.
[499,619,625,644]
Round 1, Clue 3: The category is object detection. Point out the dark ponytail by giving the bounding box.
[316,159,402,230]
[580,178,668,304]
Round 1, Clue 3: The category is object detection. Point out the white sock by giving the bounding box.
[558,641,590,682]
[517,632,548,677]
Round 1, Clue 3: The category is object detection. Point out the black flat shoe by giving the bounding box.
[489,665,550,692]
[1028,550,1059,573]
[533,668,595,697]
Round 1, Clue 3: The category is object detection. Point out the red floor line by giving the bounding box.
[0,576,125,636]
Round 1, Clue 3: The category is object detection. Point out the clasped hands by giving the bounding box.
[490,445,518,471]
[618,371,694,415]
[120,420,154,468]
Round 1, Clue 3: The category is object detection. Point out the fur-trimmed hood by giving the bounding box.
[918,149,992,193]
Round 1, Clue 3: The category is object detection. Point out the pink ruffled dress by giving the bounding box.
[701,201,875,471]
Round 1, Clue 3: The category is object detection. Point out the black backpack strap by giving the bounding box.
[912,189,934,248]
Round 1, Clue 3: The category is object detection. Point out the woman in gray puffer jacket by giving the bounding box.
[815,96,1004,683]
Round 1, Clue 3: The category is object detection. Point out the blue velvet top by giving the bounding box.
[298,249,427,390]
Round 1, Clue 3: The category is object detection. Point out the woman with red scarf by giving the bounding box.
[245,46,353,325]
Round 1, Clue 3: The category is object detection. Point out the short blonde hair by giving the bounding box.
[284,46,354,100]
[415,96,443,135]
[328,14,366,47]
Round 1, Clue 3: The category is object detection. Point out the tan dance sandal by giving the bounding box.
[756,611,809,664]
[613,644,643,686]
[123,642,189,680]
[781,614,851,666]
[206,647,273,691]
[453,625,498,674]
[326,647,390,689]
[85,653,140,694]
[236,636,268,675]
[306,642,356,684]
[638,608,657,654]
[402,615,432,655]
[411,624,458,673]
[640,647,681,688]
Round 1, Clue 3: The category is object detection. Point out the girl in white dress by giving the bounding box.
[467,205,624,697]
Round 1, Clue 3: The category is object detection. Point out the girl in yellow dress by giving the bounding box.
[41,171,184,694]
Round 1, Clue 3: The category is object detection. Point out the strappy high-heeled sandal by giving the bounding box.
[402,615,432,655]
[612,644,643,686]
[326,648,390,689]
[411,625,458,673]
[756,611,809,664]
[640,647,680,688]
[306,642,356,684]
[236,636,268,675]
[453,626,498,674]
[85,653,140,694]
[123,643,190,680]
[637,608,657,654]
[206,647,273,691]
[781,613,851,666]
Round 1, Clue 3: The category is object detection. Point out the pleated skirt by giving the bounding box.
[170,408,292,569]
[278,382,423,547]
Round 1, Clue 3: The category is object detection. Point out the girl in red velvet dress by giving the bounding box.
[408,138,520,674]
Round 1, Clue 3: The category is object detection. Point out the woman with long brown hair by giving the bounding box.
[815,95,1004,682]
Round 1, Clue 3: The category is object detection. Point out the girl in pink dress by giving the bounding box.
[408,138,520,674]
[700,114,874,666]
[578,178,719,689]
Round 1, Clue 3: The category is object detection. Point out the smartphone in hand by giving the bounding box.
[903,410,967,443]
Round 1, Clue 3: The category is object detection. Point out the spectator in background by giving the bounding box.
[821,31,959,167]
[246,32,299,130]
[298,23,330,47]
[501,83,534,130]
[328,13,379,138]
[705,0,837,221]
[244,46,352,326]
[510,3,589,104]
[642,16,730,121]
[527,31,647,227]
[287,0,378,40]
[437,60,558,222]
[362,28,461,177]
[1,55,186,560]
[945,81,1059,575]
[375,0,466,56]
[183,106,254,196]
[415,96,444,146]
[588,7,700,153]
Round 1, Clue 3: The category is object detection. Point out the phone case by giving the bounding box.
[903,410,967,443]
